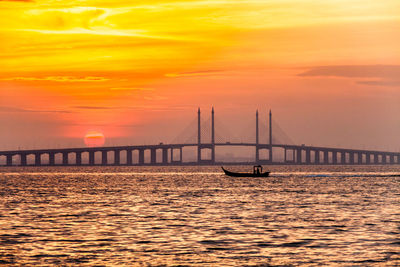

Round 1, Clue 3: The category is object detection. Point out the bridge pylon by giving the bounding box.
[197,107,216,164]
[2,107,400,167]
[255,109,260,163]
[269,109,273,163]
[211,107,215,163]
[197,107,201,162]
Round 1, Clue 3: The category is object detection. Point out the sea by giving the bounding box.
[0,165,399,266]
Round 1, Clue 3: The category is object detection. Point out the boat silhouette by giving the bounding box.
[221,165,270,177]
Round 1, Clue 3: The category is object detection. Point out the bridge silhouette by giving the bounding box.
[1,108,399,166]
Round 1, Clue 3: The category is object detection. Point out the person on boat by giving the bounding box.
[253,165,262,175]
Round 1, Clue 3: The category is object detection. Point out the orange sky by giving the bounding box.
[0,0,399,150]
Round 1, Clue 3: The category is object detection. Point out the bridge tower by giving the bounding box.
[211,107,215,163]
[255,110,259,163]
[197,107,215,164]
[269,109,273,162]
[197,107,201,162]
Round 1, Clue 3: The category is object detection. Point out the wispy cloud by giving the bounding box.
[299,65,400,78]
[109,87,153,91]
[72,104,186,111]
[165,69,224,77]
[299,65,400,87]
[357,80,400,87]
[0,76,110,82]
[72,106,117,110]
[18,28,160,38]
[0,0,33,2]
[0,106,72,113]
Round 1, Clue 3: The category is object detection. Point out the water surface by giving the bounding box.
[0,165,399,266]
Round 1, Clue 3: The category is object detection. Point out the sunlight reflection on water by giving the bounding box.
[0,165,399,266]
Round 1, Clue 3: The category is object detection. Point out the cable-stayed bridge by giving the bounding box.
[1,108,399,166]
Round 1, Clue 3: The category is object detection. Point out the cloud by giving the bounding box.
[165,69,224,77]
[0,106,72,113]
[109,87,153,91]
[0,76,110,82]
[299,65,400,78]
[72,106,117,110]
[357,80,400,87]
[299,65,400,87]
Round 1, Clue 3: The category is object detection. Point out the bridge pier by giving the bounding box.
[162,148,168,164]
[269,146,273,163]
[170,147,183,164]
[296,148,302,164]
[6,155,12,166]
[76,152,82,165]
[283,148,295,163]
[332,152,337,164]
[139,149,144,165]
[349,153,354,164]
[102,151,107,165]
[61,152,67,165]
[21,154,27,166]
[282,148,287,163]
[150,148,156,164]
[197,147,201,163]
[305,149,311,164]
[315,150,320,164]
[366,153,370,164]
[323,150,329,164]
[290,148,296,163]
[374,153,379,164]
[358,153,363,164]
[35,153,40,166]
[255,147,260,163]
[127,150,133,165]
[283,148,287,163]
[382,154,387,164]
[390,155,395,164]
[115,150,120,165]
[255,147,263,163]
[49,152,55,166]
[88,151,94,165]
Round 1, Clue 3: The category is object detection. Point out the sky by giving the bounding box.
[0,0,399,151]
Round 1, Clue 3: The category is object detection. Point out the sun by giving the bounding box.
[84,130,105,147]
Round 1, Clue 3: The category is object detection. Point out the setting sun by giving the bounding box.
[84,130,105,147]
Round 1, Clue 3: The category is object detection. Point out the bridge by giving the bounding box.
[1,108,399,166]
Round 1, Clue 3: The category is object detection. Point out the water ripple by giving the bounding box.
[0,165,399,265]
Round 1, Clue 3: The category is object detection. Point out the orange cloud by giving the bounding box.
[165,70,225,78]
[109,87,153,91]
[0,0,399,149]
[0,76,110,82]
[299,65,400,87]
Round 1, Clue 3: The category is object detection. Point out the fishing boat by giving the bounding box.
[221,165,270,177]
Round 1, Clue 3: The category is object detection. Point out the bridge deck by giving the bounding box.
[0,142,399,166]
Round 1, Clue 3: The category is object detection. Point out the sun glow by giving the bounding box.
[84,130,105,147]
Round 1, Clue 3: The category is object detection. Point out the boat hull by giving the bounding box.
[221,167,270,177]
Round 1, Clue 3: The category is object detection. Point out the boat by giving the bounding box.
[221,165,270,177]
